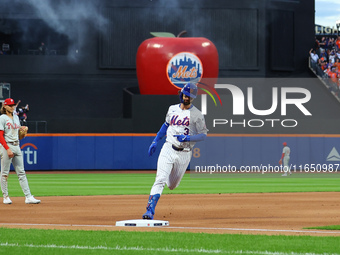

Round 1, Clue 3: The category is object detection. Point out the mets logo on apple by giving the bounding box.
[20,143,38,165]
[167,52,203,89]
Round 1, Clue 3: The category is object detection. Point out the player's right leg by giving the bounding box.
[0,146,12,204]
[167,151,191,190]
[143,143,173,219]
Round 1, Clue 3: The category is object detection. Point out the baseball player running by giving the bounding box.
[142,83,208,220]
[0,98,41,204]
[279,142,291,176]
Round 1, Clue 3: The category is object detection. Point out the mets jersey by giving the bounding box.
[165,104,208,149]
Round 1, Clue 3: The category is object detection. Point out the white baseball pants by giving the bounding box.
[283,156,290,174]
[0,144,32,197]
[150,142,191,195]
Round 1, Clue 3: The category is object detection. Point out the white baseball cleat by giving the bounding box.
[3,196,12,204]
[281,173,287,176]
[25,195,41,204]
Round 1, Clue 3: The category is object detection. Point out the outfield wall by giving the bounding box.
[17,134,340,171]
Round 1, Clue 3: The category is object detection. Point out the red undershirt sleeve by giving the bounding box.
[0,130,9,150]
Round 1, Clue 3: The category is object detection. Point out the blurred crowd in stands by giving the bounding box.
[14,100,29,126]
[0,43,10,55]
[309,36,340,93]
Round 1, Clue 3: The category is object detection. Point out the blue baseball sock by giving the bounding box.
[146,194,160,215]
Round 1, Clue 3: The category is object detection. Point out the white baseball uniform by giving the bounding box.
[0,114,32,198]
[282,146,291,174]
[150,103,208,195]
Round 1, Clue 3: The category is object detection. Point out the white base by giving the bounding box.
[115,219,169,227]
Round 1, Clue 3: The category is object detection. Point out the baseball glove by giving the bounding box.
[19,126,28,140]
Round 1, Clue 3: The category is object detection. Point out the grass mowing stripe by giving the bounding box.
[0,243,224,254]
[304,225,340,230]
[1,228,340,255]
[6,173,340,197]
[2,223,340,235]
[0,243,339,255]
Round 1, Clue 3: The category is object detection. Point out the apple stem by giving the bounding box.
[177,30,187,37]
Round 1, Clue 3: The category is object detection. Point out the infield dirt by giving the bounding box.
[1,192,340,236]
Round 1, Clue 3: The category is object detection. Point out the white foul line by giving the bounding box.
[1,222,340,234]
[0,242,339,255]
[165,226,340,234]
[0,223,114,228]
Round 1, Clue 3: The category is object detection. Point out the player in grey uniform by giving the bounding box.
[142,83,208,220]
[0,98,41,204]
[279,142,291,176]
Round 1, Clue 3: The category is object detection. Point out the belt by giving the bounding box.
[172,144,190,152]
[8,141,19,146]
[172,145,184,151]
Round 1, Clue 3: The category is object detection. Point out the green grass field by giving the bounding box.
[6,172,340,196]
[0,228,340,255]
[305,225,340,230]
[1,172,340,255]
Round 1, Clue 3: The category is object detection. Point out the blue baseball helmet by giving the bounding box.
[179,83,198,103]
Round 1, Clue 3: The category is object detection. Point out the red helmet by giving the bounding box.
[283,142,287,146]
[3,98,16,106]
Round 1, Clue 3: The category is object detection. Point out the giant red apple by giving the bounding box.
[136,33,219,95]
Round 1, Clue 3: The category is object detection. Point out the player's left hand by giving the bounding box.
[174,135,190,142]
[148,142,157,156]
[278,159,282,165]
[19,126,28,140]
